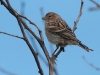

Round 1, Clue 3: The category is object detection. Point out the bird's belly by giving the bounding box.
[45,30,59,43]
[45,30,67,47]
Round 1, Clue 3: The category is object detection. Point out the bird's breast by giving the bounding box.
[45,27,68,47]
[45,28,60,44]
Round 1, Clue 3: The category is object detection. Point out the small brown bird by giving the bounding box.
[42,12,93,52]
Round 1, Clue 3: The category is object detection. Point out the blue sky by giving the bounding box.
[0,0,100,75]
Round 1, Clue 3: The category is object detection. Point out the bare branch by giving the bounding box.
[82,56,100,71]
[17,11,44,75]
[19,15,43,41]
[20,18,50,62]
[0,31,24,39]
[20,1,25,16]
[0,0,45,75]
[19,15,40,32]
[89,7,100,11]
[40,7,44,18]
[89,0,100,11]
[0,66,17,75]
[73,0,84,32]
[90,0,100,7]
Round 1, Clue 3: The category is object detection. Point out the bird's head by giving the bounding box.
[42,12,60,22]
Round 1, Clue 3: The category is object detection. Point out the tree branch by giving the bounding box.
[89,0,100,11]
[0,0,45,75]
[90,0,100,7]
[0,66,17,75]
[19,15,43,41]
[82,56,100,71]
[0,31,24,39]
[73,0,84,32]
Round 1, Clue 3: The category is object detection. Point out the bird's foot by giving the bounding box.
[60,47,65,52]
[52,45,59,55]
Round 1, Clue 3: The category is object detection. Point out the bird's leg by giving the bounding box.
[60,47,65,52]
[52,45,59,55]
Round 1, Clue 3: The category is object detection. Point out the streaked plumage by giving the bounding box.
[42,12,93,52]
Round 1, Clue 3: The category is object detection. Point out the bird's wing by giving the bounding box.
[46,19,77,41]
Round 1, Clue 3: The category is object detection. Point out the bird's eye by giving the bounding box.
[48,15,52,18]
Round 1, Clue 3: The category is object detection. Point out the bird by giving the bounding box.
[42,12,93,53]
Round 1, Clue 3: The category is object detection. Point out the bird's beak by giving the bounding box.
[42,17,46,20]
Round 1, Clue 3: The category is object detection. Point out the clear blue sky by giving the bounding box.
[0,0,100,75]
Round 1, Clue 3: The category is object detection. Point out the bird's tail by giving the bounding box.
[77,41,93,52]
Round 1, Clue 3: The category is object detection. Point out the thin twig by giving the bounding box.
[0,31,24,39]
[20,1,25,16]
[82,56,100,71]
[90,0,100,7]
[0,66,17,75]
[73,0,84,32]
[40,7,44,18]
[19,15,43,41]
[89,0,100,11]
[89,7,100,11]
